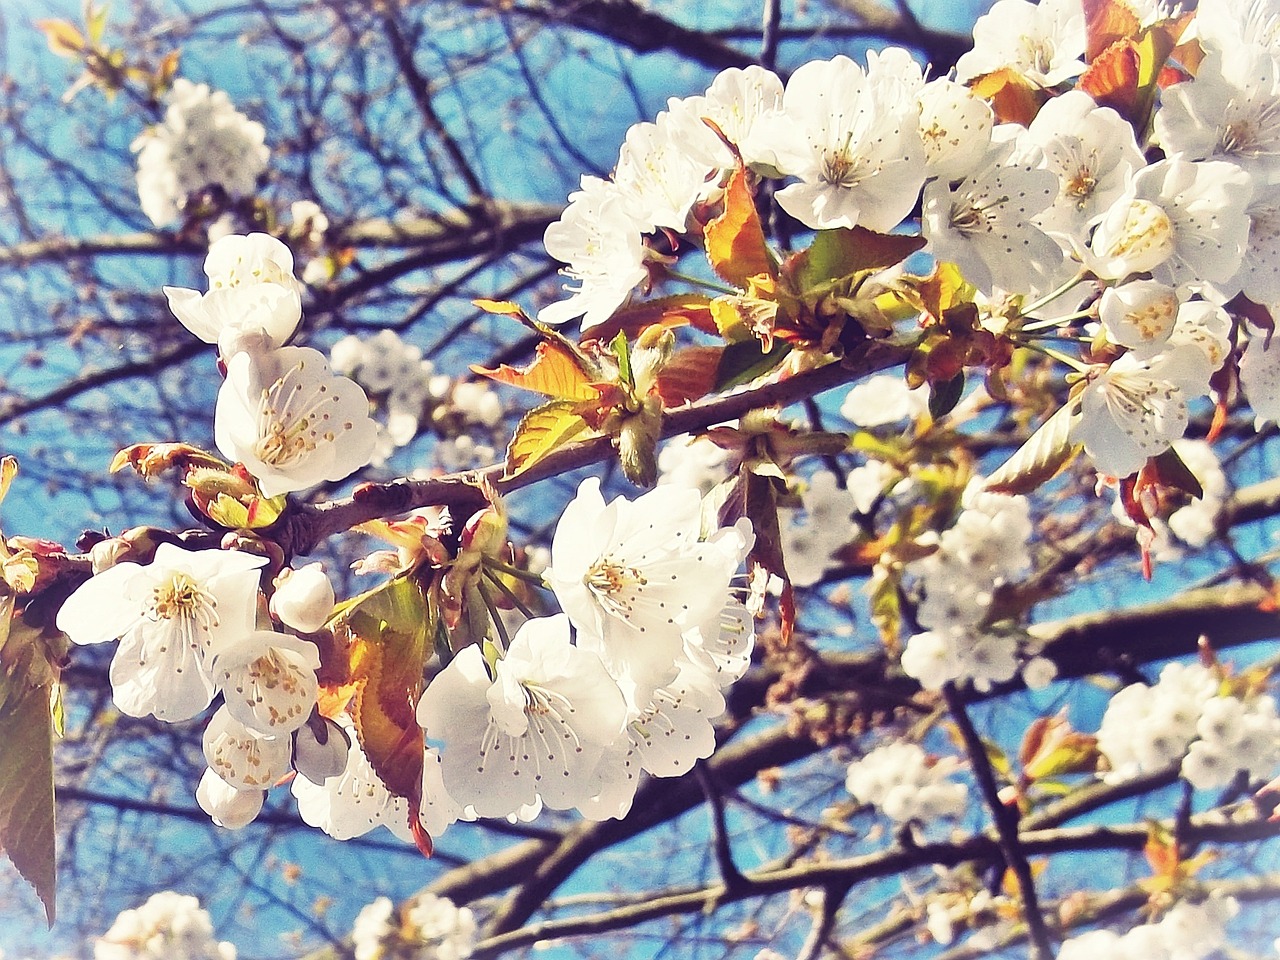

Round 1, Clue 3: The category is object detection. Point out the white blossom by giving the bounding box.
[841,375,928,427]
[164,233,303,359]
[954,0,1088,87]
[766,51,927,232]
[210,631,319,736]
[270,562,335,634]
[195,769,264,830]
[133,79,268,227]
[846,742,967,823]
[417,615,629,819]
[202,705,293,790]
[667,65,785,172]
[917,78,993,182]
[56,544,266,722]
[95,892,235,960]
[614,112,714,232]
[215,346,378,498]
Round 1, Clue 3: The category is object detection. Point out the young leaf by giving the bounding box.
[714,340,790,391]
[505,401,595,478]
[1083,0,1140,61]
[704,166,774,288]
[788,228,926,295]
[928,372,965,420]
[967,67,1045,125]
[985,398,1082,495]
[0,603,59,925]
[581,294,717,342]
[472,341,599,401]
[34,19,86,57]
[655,345,724,406]
[328,575,432,798]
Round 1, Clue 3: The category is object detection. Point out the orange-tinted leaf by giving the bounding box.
[505,401,594,477]
[655,345,723,406]
[968,67,1046,126]
[1084,0,1140,62]
[583,294,718,342]
[327,576,432,798]
[34,19,85,57]
[472,298,530,320]
[1079,41,1140,116]
[705,166,774,288]
[472,341,598,401]
[985,399,1082,495]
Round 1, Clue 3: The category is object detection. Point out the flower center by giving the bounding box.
[1219,97,1280,160]
[253,360,348,468]
[584,557,647,616]
[949,193,1009,235]
[1097,199,1174,273]
[147,572,218,630]
[1065,164,1097,206]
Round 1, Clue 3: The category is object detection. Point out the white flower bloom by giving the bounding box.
[1164,299,1233,372]
[614,112,715,232]
[539,176,649,330]
[841,374,928,427]
[657,434,730,495]
[419,747,465,838]
[847,459,899,515]
[667,65,785,172]
[210,631,319,736]
[133,78,269,227]
[917,78,993,181]
[681,597,755,688]
[846,742,967,823]
[215,345,378,498]
[1155,48,1280,185]
[195,769,264,830]
[954,0,1088,87]
[1097,662,1219,782]
[767,51,927,232]
[1089,158,1254,291]
[1098,280,1180,356]
[56,544,266,721]
[167,233,303,355]
[351,898,395,960]
[1072,345,1212,478]
[547,478,750,703]
[202,705,293,790]
[1240,333,1280,426]
[1237,186,1280,304]
[292,715,351,785]
[1194,0,1280,54]
[922,147,1064,294]
[1018,91,1145,248]
[417,615,628,819]
[95,892,235,960]
[292,716,413,841]
[270,562,335,634]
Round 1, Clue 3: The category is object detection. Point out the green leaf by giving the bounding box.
[928,372,965,421]
[714,340,790,391]
[610,331,633,389]
[789,228,926,294]
[0,605,57,925]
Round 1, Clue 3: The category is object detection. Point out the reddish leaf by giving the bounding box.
[1083,0,1140,62]
[968,67,1046,126]
[705,166,774,288]
[1079,39,1141,118]
[654,345,724,406]
[505,401,595,477]
[583,294,718,342]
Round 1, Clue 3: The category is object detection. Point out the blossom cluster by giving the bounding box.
[536,0,1280,486]
[94,893,234,960]
[1057,894,1239,960]
[328,329,504,468]
[419,478,754,822]
[899,481,1053,692]
[1097,661,1280,789]
[133,79,269,228]
[351,893,476,960]
[844,741,967,824]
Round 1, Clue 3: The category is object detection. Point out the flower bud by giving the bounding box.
[271,562,335,633]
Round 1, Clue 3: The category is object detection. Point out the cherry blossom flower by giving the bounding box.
[202,705,293,790]
[614,112,715,232]
[195,768,265,830]
[845,742,968,823]
[1072,345,1211,478]
[1098,280,1180,356]
[539,176,649,330]
[1017,91,1144,248]
[210,631,319,736]
[214,345,378,498]
[1155,49,1280,185]
[416,615,628,819]
[133,78,268,227]
[292,716,413,841]
[547,478,751,703]
[922,146,1064,294]
[917,78,993,182]
[1193,0,1280,59]
[1240,333,1280,426]
[1088,158,1253,292]
[841,374,928,427]
[95,892,236,960]
[1236,188,1280,304]
[954,0,1087,88]
[164,233,304,359]
[56,544,266,721]
[667,65,785,172]
[766,51,927,231]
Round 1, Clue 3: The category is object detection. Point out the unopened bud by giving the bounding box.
[271,562,335,634]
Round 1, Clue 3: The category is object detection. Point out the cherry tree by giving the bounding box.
[0,0,1278,958]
